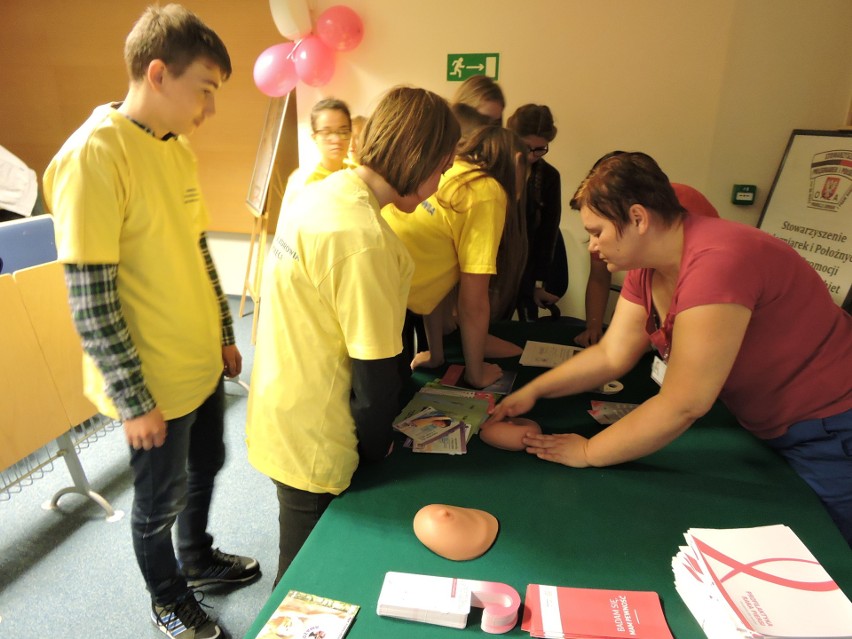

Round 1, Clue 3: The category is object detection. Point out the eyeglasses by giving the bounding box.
[527,144,549,157]
[314,129,351,140]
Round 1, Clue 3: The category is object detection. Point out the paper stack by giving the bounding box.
[377,572,473,629]
[393,407,471,454]
[672,524,852,638]
[393,382,497,454]
[521,584,673,639]
[377,571,521,633]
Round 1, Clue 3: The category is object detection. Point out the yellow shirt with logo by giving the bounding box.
[44,105,221,421]
[246,169,413,495]
[382,160,506,314]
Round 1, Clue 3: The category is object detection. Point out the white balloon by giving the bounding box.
[269,0,312,40]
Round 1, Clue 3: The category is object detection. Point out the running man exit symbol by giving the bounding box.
[447,53,500,81]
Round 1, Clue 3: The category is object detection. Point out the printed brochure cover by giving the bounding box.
[685,525,852,637]
[521,583,673,639]
[254,590,359,639]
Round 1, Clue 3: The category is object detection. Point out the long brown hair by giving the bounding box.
[439,125,528,319]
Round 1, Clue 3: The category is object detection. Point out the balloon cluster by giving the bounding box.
[254,1,364,96]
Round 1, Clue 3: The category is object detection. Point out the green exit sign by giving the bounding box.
[447,53,500,81]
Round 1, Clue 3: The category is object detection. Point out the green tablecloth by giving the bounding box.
[245,320,852,638]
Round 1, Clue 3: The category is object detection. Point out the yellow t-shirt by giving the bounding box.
[381,160,507,314]
[43,105,221,420]
[279,160,357,224]
[246,169,413,495]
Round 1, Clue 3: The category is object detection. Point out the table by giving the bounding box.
[245,320,852,638]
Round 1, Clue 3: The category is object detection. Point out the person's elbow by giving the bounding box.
[661,387,715,426]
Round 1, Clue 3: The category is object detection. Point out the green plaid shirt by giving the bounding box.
[64,233,234,421]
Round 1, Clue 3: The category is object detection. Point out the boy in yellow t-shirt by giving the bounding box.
[43,6,257,638]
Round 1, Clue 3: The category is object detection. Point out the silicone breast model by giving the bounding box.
[413,504,499,561]
[479,417,541,451]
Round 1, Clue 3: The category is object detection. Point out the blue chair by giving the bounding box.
[0,215,57,274]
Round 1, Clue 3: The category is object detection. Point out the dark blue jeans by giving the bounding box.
[766,407,852,545]
[130,379,226,604]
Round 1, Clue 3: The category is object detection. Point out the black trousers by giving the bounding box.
[272,480,336,586]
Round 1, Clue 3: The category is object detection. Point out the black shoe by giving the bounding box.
[151,590,221,639]
[183,547,260,587]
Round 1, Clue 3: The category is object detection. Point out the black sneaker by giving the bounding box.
[183,547,260,587]
[151,590,221,639]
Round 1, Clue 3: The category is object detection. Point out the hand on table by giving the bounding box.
[574,326,603,347]
[124,408,167,450]
[522,432,591,468]
[465,362,503,389]
[411,350,444,370]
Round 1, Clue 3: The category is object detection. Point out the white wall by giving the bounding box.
[214,0,852,324]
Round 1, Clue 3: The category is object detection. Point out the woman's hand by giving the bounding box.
[486,384,538,423]
[522,432,591,468]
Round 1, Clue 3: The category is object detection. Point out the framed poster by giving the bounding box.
[757,129,852,312]
[245,93,298,222]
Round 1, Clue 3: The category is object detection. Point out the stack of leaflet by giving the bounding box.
[521,584,673,639]
[672,524,852,638]
[392,382,496,454]
[377,571,521,633]
[393,407,471,455]
[377,572,473,629]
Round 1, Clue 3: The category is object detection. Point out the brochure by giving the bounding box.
[253,590,359,639]
[521,583,673,639]
[393,407,462,446]
[519,341,583,368]
[673,524,852,638]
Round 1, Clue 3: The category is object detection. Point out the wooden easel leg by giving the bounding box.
[250,215,269,344]
[239,215,261,318]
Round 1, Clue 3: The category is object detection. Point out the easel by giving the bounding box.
[239,92,300,343]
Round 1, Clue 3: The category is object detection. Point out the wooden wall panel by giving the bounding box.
[0,0,293,234]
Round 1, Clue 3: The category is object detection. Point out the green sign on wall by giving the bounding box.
[446,53,500,81]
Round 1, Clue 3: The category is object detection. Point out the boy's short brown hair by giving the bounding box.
[359,87,460,196]
[124,4,232,82]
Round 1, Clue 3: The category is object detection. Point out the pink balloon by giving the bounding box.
[292,35,336,87]
[315,5,364,52]
[253,42,298,97]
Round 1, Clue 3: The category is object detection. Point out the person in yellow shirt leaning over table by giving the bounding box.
[383,124,528,389]
[246,86,461,584]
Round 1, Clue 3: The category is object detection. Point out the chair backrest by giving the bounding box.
[0,215,57,274]
[0,273,69,471]
[14,261,98,427]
